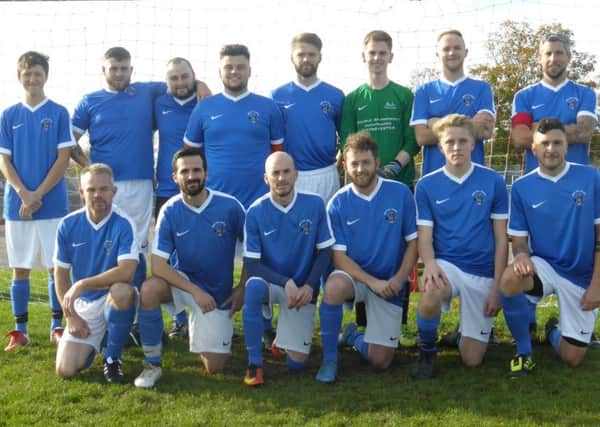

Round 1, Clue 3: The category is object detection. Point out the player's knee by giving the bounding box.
[322,274,349,304]
[461,351,484,368]
[139,278,163,309]
[13,268,31,280]
[499,267,521,296]
[286,351,308,372]
[561,346,586,368]
[109,282,136,310]
[201,354,226,374]
[56,363,78,379]
[417,293,442,317]
[369,353,393,370]
[244,278,268,308]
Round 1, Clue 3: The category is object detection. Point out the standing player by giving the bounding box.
[242,152,333,386]
[54,164,138,383]
[511,34,597,339]
[511,34,597,173]
[316,131,417,383]
[72,47,210,291]
[339,30,418,331]
[271,32,344,202]
[135,148,245,388]
[0,51,75,350]
[154,57,206,339]
[501,118,600,376]
[185,44,284,209]
[410,30,496,175]
[412,114,508,379]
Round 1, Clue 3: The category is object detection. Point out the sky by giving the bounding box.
[0,0,599,112]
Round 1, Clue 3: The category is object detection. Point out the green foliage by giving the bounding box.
[470,21,597,170]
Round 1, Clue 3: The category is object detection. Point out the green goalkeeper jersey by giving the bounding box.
[340,81,418,187]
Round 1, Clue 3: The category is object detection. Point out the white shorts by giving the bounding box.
[296,164,340,203]
[260,279,316,355]
[114,179,153,252]
[526,256,598,344]
[5,218,61,269]
[334,270,403,348]
[61,294,110,352]
[437,259,495,343]
[163,285,233,354]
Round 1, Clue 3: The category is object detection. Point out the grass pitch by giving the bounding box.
[0,272,599,426]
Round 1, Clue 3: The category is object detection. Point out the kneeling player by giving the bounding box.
[501,118,600,376]
[242,152,333,386]
[55,164,138,383]
[316,131,418,383]
[135,148,245,388]
[412,114,508,379]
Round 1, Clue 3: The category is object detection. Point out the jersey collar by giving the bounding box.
[443,163,475,184]
[540,78,570,93]
[182,189,213,214]
[85,206,114,230]
[269,190,297,213]
[293,79,322,92]
[222,91,251,102]
[21,97,49,112]
[350,176,382,201]
[439,75,467,87]
[536,162,570,182]
[172,94,196,106]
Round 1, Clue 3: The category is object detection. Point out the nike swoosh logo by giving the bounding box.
[210,114,224,120]
[12,123,24,130]
[480,330,489,335]
[436,198,450,205]
[222,341,230,346]
[162,110,173,115]
[263,229,277,236]
[72,242,86,247]
[532,104,544,109]
[346,219,360,226]
[389,336,399,341]
[284,103,296,109]
[580,330,591,335]
[429,98,442,104]
[303,341,311,346]
[532,201,545,209]
[176,230,190,237]
[357,105,368,111]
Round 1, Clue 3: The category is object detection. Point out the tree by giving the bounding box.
[470,21,596,169]
[409,66,438,91]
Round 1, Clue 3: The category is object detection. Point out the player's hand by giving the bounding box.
[422,262,450,292]
[19,204,32,220]
[296,285,314,308]
[195,80,212,100]
[484,288,501,317]
[378,160,402,180]
[512,253,536,278]
[223,285,245,317]
[388,277,405,297]
[369,279,396,299]
[581,283,600,311]
[191,287,216,313]
[63,281,86,318]
[284,279,300,309]
[67,313,90,339]
[427,117,441,129]
[19,189,42,212]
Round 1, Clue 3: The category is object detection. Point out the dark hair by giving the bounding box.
[540,33,571,54]
[172,147,207,171]
[343,131,378,159]
[220,44,250,60]
[18,51,49,77]
[363,30,392,50]
[291,33,322,51]
[536,117,566,134]
[104,47,131,62]
[167,57,195,73]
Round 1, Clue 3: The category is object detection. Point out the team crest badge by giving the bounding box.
[212,221,227,236]
[384,208,398,223]
[299,219,312,235]
[40,118,52,130]
[566,97,579,110]
[248,110,260,123]
[125,86,136,96]
[472,190,487,205]
[103,240,112,254]
[463,94,475,106]
[320,101,332,113]
[384,101,397,110]
[572,190,586,206]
